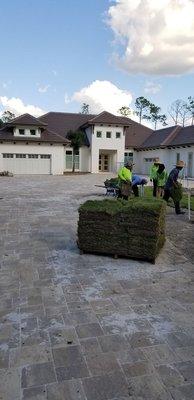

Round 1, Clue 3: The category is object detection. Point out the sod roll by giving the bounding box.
[170,182,183,202]
[78,198,166,263]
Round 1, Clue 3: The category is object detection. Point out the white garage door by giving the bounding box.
[2,153,51,175]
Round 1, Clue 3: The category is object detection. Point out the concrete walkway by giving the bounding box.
[0,174,194,400]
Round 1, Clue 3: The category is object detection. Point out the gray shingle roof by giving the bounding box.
[139,125,194,149]
[7,113,47,127]
[140,127,175,148]
[125,121,153,148]
[170,125,194,146]
[85,111,132,126]
[40,112,96,137]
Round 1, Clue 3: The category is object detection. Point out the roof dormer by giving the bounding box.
[7,113,47,138]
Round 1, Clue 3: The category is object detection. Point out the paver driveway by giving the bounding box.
[0,174,194,400]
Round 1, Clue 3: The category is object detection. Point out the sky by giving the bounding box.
[1,0,194,127]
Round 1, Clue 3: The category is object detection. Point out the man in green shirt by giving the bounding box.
[149,158,160,197]
[118,162,133,200]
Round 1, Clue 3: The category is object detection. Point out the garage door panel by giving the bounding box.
[2,154,51,175]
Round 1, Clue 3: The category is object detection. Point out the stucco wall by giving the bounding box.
[0,142,65,175]
[80,146,91,172]
[134,146,194,177]
[90,125,125,173]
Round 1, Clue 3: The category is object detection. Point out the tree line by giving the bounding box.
[118,97,194,129]
[81,97,194,130]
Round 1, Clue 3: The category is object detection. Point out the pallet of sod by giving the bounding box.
[78,198,166,263]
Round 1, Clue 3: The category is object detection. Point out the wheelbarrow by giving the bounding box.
[95,184,119,197]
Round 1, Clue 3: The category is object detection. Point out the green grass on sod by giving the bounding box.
[79,197,165,215]
[144,186,194,211]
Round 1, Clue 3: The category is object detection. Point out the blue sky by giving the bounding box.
[1,0,194,122]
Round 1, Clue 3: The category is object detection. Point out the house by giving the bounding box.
[0,111,151,175]
[134,125,194,178]
[0,111,193,177]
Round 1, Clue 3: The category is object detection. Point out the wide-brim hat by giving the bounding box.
[154,158,160,164]
[125,162,135,167]
[176,160,185,168]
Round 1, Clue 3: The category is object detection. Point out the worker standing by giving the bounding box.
[156,163,168,198]
[150,158,160,197]
[163,160,185,215]
[118,162,134,200]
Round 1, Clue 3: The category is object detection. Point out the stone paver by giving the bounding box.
[21,362,56,388]
[0,174,194,399]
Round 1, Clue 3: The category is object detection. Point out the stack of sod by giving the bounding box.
[78,198,166,263]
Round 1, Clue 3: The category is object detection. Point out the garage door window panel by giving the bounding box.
[16,154,26,158]
[40,155,51,159]
[28,154,39,159]
[3,154,14,158]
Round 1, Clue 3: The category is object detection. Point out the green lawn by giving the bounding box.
[144,186,194,211]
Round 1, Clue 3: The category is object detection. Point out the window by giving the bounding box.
[66,151,73,169]
[65,150,79,170]
[96,131,102,138]
[144,157,156,162]
[176,153,180,163]
[106,131,111,138]
[3,153,14,158]
[19,129,25,135]
[28,154,39,159]
[125,152,133,164]
[30,129,36,136]
[16,154,26,158]
[116,132,121,139]
[40,155,51,159]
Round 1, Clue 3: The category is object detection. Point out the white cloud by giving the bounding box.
[107,0,194,75]
[38,85,50,93]
[72,80,132,114]
[0,96,45,117]
[52,70,57,76]
[144,81,162,94]
[64,93,71,104]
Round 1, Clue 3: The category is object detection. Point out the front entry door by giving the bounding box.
[99,154,109,172]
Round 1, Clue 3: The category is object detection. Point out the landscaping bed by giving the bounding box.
[78,198,166,263]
